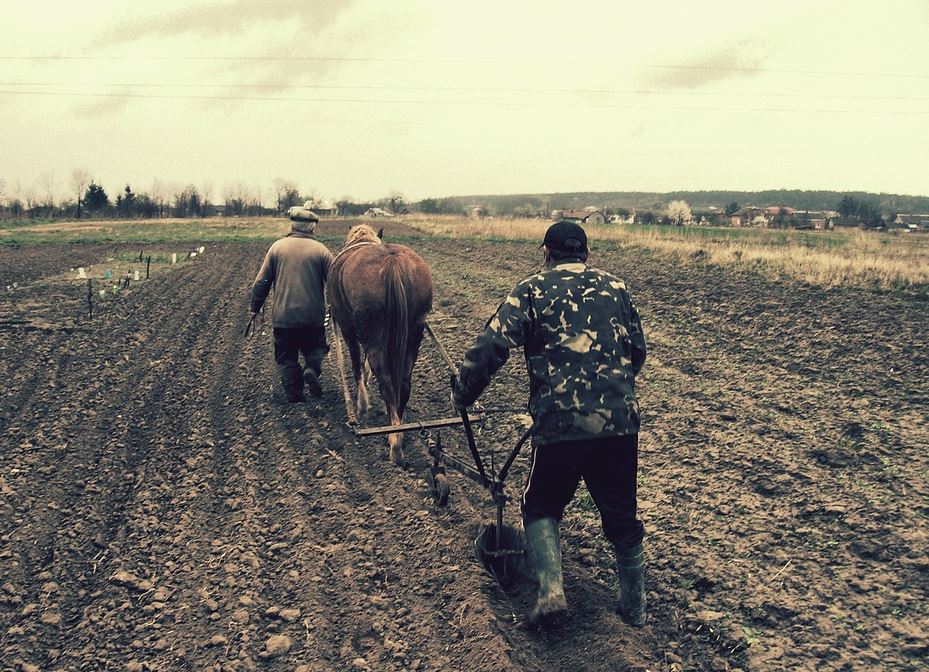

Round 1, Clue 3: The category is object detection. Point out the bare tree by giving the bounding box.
[4,179,25,218]
[71,168,91,219]
[200,181,214,217]
[172,184,202,217]
[251,183,263,216]
[39,172,56,211]
[24,185,38,214]
[223,182,249,217]
[151,179,167,218]
[272,178,301,212]
[387,190,406,214]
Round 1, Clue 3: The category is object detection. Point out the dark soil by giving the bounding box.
[0,222,926,671]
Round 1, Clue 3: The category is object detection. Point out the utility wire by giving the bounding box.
[2,54,929,80]
[2,88,928,115]
[2,81,929,102]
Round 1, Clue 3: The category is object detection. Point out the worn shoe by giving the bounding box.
[304,369,323,398]
[524,517,568,627]
[614,542,645,627]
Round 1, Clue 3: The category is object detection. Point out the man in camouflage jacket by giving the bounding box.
[453,220,647,627]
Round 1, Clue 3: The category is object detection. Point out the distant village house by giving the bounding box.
[556,207,605,225]
[894,213,929,232]
[363,207,395,218]
[305,199,338,217]
[609,209,636,224]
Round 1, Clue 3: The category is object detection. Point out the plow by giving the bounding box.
[330,318,529,582]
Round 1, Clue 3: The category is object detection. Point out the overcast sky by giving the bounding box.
[3,0,929,204]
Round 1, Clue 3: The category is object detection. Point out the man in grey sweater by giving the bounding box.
[249,212,334,402]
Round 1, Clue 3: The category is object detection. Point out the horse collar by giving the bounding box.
[334,240,381,262]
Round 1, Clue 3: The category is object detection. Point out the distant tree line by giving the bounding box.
[3,174,926,225]
[0,171,413,221]
[424,189,929,221]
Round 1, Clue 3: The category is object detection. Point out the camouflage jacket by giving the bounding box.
[453,261,646,445]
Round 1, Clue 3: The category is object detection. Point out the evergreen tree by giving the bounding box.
[84,182,109,211]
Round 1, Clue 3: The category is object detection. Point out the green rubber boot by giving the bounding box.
[524,518,568,627]
[615,543,645,627]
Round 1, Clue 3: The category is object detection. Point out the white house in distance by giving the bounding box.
[894,214,929,232]
[305,199,338,217]
[363,207,395,218]
[609,209,636,224]
[557,207,605,225]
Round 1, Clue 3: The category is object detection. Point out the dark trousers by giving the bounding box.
[273,326,328,399]
[522,434,644,552]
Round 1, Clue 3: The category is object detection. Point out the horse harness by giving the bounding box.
[332,239,382,264]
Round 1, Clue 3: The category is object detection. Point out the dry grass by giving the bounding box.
[405,215,929,290]
[6,213,927,290]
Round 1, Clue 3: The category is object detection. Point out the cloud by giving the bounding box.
[82,0,409,104]
[95,0,353,45]
[652,40,772,90]
[73,91,134,119]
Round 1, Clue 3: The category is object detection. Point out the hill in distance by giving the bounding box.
[431,189,929,216]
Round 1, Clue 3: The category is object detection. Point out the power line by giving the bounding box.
[2,54,928,80]
[2,88,928,115]
[2,80,929,102]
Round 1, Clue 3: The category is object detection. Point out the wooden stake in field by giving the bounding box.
[146,256,151,279]
[87,279,93,320]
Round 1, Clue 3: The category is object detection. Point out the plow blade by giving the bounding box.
[474,523,524,584]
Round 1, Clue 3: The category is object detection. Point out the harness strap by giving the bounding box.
[332,239,381,264]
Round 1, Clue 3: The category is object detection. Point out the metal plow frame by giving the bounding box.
[329,316,530,581]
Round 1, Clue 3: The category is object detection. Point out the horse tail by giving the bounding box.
[383,253,409,414]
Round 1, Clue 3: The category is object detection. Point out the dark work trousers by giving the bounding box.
[522,434,644,552]
[273,325,329,400]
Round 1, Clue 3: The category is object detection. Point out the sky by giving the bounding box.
[2,0,929,205]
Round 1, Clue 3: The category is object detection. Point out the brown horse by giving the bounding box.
[326,224,433,464]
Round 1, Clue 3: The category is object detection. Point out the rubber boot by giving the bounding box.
[524,518,568,627]
[614,543,645,627]
[303,368,323,398]
[279,362,305,402]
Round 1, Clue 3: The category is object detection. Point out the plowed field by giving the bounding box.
[1,221,926,671]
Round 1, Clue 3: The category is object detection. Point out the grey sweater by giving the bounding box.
[250,232,334,328]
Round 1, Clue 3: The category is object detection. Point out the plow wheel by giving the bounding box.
[427,465,451,506]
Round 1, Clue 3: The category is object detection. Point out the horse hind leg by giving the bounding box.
[356,366,370,419]
[363,358,375,403]
[373,364,404,465]
[347,338,369,418]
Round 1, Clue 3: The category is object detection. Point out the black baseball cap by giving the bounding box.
[541,220,588,253]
